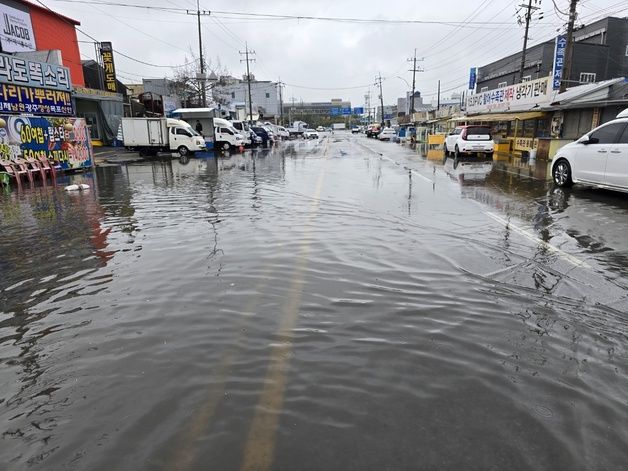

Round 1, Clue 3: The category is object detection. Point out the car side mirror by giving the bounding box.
[581,136,599,145]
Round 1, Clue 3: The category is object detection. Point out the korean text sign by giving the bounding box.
[100,42,118,93]
[0,52,71,92]
[0,115,93,170]
[0,83,74,116]
[466,77,550,113]
[552,35,567,90]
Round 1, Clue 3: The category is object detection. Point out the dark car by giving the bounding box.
[249,130,262,147]
[251,126,272,147]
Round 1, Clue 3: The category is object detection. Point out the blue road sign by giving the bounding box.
[353,107,364,114]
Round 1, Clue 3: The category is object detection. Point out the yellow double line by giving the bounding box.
[241,138,330,471]
[170,138,330,471]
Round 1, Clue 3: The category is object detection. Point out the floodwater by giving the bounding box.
[1,134,628,470]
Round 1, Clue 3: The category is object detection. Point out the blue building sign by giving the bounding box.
[552,35,567,90]
[468,67,477,90]
[341,107,351,115]
[353,107,364,114]
[330,107,340,116]
[0,84,74,116]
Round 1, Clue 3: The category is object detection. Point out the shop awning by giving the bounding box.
[450,111,548,122]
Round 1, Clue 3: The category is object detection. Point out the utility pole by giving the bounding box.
[277,78,284,125]
[518,0,540,83]
[240,42,256,123]
[560,0,578,92]
[437,80,441,110]
[186,2,210,107]
[375,73,384,127]
[407,49,424,114]
[365,91,371,124]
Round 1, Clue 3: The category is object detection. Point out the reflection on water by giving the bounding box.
[1,141,628,470]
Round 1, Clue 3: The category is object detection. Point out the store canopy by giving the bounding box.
[449,111,548,123]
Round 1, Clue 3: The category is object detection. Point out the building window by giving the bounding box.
[579,72,596,83]
[231,92,235,98]
[265,92,270,98]
[522,76,532,82]
[498,81,507,88]
[480,86,489,92]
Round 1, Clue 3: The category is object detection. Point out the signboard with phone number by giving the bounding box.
[0,115,93,170]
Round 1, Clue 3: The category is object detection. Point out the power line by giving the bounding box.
[50,0,521,25]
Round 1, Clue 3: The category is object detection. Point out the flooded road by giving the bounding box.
[2,134,628,470]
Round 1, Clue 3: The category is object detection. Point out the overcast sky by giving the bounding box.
[47,0,627,107]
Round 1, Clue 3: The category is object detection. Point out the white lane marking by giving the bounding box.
[484,211,590,269]
[377,150,587,270]
[380,155,433,183]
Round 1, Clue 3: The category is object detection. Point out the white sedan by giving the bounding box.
[551,108,628,192]
[303,129,319,139]
[378,128,396,141]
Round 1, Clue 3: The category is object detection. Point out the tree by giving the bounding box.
[170,48,230,108]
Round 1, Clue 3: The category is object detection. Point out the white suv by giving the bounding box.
[444,126,494,160]
[551,109,628,192]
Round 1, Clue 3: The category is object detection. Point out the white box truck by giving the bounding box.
[171,108,245,151]
[121,118,206,156]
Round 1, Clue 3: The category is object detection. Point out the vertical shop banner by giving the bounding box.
[100,42,117,93]
[0,115,93,170]
[468,68,477,90]
[0,4,36,52]
[552,35,567,90]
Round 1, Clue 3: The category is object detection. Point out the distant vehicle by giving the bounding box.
[378,127,396,141]
[230,120,252,147]
[444,125,494,160]
[366,124,381,138]
[316,126,325,132]
[251,126,272,147]
[262,126,276,144]
[249,130,263,146]
[351,126,360,134]
[121,118,206,156]
[287,120,308,137]
[551,108,628,192]
[303,129,319,139]
[332,123,346,130]
[275,126,290,140]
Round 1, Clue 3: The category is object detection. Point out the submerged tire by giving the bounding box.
[553,159,573,187]
[178,146,189,157]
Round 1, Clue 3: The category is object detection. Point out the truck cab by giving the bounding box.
[168,120,206,156]
[213,118,245,151]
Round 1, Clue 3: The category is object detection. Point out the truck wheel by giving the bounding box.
[222,142,230,151]
[178,146,189,157]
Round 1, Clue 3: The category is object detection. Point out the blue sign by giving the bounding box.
[553,35,567,90]
[0,83,74,116]
[330,107,341,116]
[341,107,351,115]
[468,67,477,90]
[353,107,364,114]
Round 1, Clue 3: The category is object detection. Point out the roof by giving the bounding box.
[548,77,626,107]
[20,0,81,25]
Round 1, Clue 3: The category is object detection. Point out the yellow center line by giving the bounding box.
[240,138,330,471]
[169,268,277,471]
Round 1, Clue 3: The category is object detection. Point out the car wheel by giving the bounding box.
[178,145,189,157]
[486,152,494,160]
[443,143,448,156]
[553,159,573,187]
[454,145,460,160]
